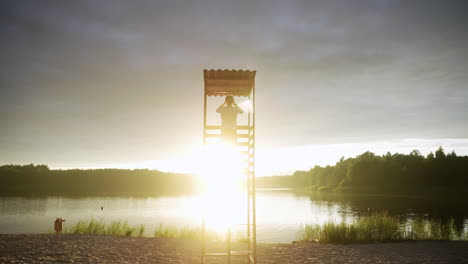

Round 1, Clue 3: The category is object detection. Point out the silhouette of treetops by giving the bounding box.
[0,165,198,196]
[262,147,468,198]
[2,147,467,198]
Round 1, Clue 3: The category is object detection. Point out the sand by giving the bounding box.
[1,234,467,264]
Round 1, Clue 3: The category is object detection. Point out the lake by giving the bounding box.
[1,188,467,243]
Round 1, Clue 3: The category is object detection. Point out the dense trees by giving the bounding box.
[2,147,467,198]
[262,147,468,198]
[0,165,198,196]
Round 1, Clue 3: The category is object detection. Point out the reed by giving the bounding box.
[153,224,178,238]
[298,212,466,243]
[64,219,142,237]
[64,220,211,240]
[153,224,227,241]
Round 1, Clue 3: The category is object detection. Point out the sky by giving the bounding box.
[1,0,467,176]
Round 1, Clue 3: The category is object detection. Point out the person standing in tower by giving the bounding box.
[216,96,243,145]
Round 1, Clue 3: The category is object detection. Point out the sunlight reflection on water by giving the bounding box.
[1,190,466,243]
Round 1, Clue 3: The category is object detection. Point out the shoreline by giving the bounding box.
[1,234,468,264]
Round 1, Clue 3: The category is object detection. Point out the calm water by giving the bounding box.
[1,189,467,243]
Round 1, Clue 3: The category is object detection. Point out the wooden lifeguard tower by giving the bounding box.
[201,69,257,264]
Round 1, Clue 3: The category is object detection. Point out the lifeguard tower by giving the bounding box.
[201,69,257,264]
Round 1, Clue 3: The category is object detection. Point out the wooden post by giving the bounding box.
[247,94,251,263]
[227,226,231,264]
[201,88,207,264]
[252,81,257,263]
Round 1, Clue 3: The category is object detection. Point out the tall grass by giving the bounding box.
[152,225,243,241]
[64,219,145,237]
[298,212,466,243]
[153,224,209,240]
[404,218,461,240]
[153,224,178,238]
[63,219,248,241]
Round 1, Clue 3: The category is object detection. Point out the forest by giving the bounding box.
[0,165,198,196]
[258,147,468,198]
[1,147,467,198]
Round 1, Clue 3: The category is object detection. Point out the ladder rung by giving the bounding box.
[231,251,252,256]
[205,134,221,138]
[205,253,228,256]
[205,251,252,257]
[205,126,221,130]
[231,236,252,240]
[205,133,249,139]
[205,125,250,130]
[202,142,249,148]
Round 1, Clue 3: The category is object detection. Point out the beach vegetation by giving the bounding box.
[64,219,143,237]
[298,212,467,243]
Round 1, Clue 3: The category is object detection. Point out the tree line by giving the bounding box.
[2,147,467,198]
[0,165,198,196]
[259,147,468,198]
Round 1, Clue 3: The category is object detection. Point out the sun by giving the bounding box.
[191,144,247,233]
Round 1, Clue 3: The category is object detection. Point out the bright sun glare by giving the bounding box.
[169,99,253,234]
[192,144,248,233]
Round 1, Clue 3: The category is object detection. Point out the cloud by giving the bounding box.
[0,0,467,167]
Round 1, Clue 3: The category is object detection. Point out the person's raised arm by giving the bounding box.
[216,102,226,113]
[234,103,243,114]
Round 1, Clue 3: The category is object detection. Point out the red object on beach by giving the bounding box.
[54,218,65,242]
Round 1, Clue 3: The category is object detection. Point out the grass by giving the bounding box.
[62,219,244,241]
[153,224,178,238]
[63,219,145,237]
[60,214,468,244]
[298,212,468,243]
[153,224,247,242]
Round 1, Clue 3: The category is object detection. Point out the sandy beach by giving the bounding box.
[1,234,467,264]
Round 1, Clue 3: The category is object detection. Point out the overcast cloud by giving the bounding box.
[1,0,467,173]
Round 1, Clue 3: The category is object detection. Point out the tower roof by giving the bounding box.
[203,69,256,97]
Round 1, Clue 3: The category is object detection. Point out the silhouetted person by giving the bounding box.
[216,96,243,145]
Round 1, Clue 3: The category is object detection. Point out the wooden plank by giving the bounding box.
[231,251,252,256]
[231,236,252,240]
[205,79,251,86]
[205,253,228,256]
[205,125,249,130]
[205,253,250,257]
[205,125,221,130]
[205,134,221,139]
[205,134,249,139]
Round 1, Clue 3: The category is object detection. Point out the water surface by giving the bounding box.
[1,189,467,243]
